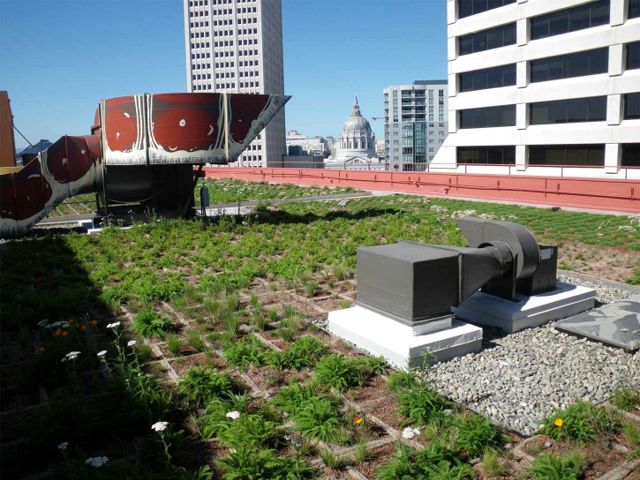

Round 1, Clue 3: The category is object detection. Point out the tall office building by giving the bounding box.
[383,81,448,171]
[431,0,640,179]
[183,0,286,167]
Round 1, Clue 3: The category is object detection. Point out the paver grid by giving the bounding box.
[2,275,639,478]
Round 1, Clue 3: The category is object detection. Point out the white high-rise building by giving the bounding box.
[432,0,640,179]
[384,81,448,171]
[183,0,286,167]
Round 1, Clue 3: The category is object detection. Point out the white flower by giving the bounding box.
[57,441,69,451]
[106,321,121,329]
[401,427,421,440]
[151,421,169,432]
[127,340,137,347]
[62,351,81,362]
[97,350,107,357]
[38,319,49,328]
[225,411,240,420]
[85,456,109,468]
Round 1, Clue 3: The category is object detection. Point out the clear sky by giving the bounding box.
[0,0,447,148]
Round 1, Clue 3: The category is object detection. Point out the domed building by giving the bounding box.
[325,97,384,170]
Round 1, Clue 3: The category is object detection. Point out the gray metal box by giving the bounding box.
[356,242,459,325]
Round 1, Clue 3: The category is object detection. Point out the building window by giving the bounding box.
[529,96,607,124]
[529,145,605,166]
[621,144,640,167]
[530,47,608,83]
[459,105,516,128]
[627,41,640,70]
[457,146,515,164]
[530,0,610,41]
[459,64,516,92]
[630,0,640,18]
[458,0,515,19]
[458,23,516,55]
[624,92,640,119]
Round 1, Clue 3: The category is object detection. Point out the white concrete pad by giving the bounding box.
[327,305,482,370]
[453,282,596,333]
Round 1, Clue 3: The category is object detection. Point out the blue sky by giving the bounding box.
[0,0,447,147]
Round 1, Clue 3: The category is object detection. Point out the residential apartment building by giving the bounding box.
[384,81,448,171]
[431,0,640,179]
[183,0,286,167]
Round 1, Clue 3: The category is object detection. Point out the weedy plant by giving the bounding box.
[178,367,244,406]
[223,335,268,367]
[186,329,205,352]
[387,371,418,394]
[293,396,342,443]
[376,443,474,480]
[132,309,176,338]
[539,401,621,445]
[454,414,506,458]
[218,447,315,480]
[266,336,329,370]
[165,334,183,356]
[271,382,318,416]
[397,385,450,427]
[313,354,386,392]
[610,386,640,411]
[481,449,507,477]
[318,447,350,470]
[529,452,585,480]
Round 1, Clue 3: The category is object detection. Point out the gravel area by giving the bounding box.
[429,277,640,436]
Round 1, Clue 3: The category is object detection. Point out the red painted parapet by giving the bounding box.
[202,167,640,214]
[0,92,290,236]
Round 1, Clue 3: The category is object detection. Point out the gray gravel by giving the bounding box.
[429,278,640,436]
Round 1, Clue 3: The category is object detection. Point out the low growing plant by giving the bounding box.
[539,401,621,445]
[611,386,640,411]
[454,414,506,458]
[398,385,450,426]
[529,452,585,480]
[313,354,384,392]
[293,396,342,443]
[132,309,176,338]
[387,371,418,394]
[376,443,474,480]
[178,367,244,406]
[223,335,268,367]
[218,447,315,480]
[267,336,329,370]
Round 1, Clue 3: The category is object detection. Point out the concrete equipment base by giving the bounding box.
[453,281,596,333]
[327,305,483,370]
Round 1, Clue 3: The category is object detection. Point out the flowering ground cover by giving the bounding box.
[1,181,639,479]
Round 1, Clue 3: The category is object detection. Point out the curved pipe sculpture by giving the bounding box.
[0,92,289,236]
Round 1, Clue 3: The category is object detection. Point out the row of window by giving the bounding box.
[457,0,640,21]
[458,41,639,93]
[457,144,639,166]
[458,0,640,55]
[191,81,260,91]
[457,92,639,128]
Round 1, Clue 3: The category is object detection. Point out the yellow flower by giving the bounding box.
[353,415,364,425]
[554,418,564,428]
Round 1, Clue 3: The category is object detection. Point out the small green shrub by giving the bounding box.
[186,329,205,352]
[376,444,474,480]
[398,386,450,426]
[218,447,315,480]
[539,401,621,445]
[624,421,640,450]
[313,355,364,391]
[354,439,369,463]
[271,382,317,416]
[454,414,505,457]
[611,387,640,411]
[179,367,243,406]
[223,335,267,367]
[293,396,341,443]
[132,309,176,338]
[387,371,418,394]
[266,336,329,370]
[166,333,183,356]
[529,452,585,480]
[318,447,349,470]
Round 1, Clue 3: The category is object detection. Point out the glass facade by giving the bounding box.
[624,92,640,120]
[530,0,610,41]
[621,144,640,167]
[459,105,516,128]
[458,23,516,55]
[529,96,607,124]
[530,47,608,82]
[627,41,640,70]
[529,145,605,166]
[459,64,516,92]
[630,0,640,19]
[458,0,515,19]
[457,146,515,164]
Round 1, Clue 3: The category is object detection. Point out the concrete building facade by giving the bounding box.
[384,81,448,171]
[183,0,286,167]
[432,0,640,179]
